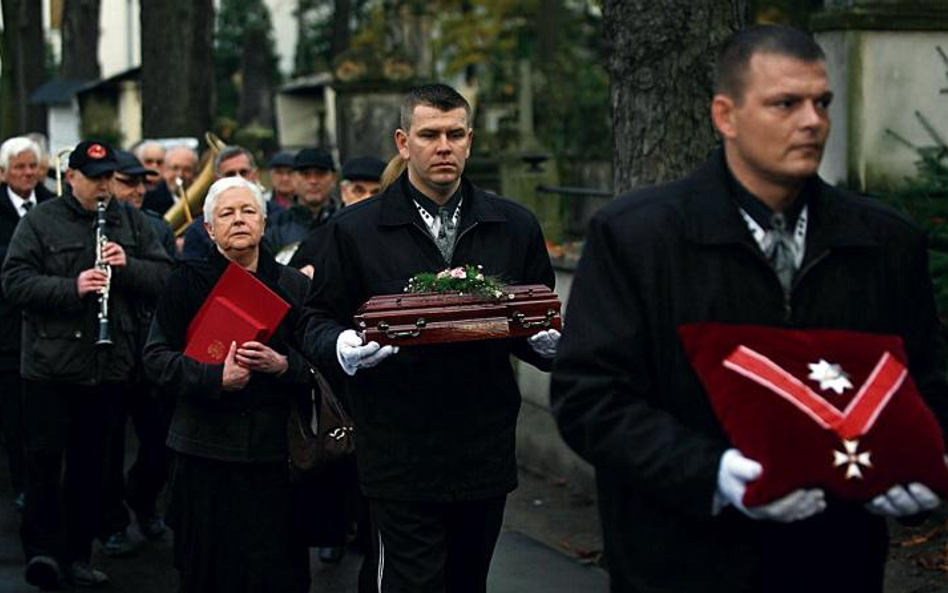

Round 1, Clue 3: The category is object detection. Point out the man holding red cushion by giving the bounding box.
[552,24,948,593]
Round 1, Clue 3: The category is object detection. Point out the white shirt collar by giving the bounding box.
[6,186,37,218]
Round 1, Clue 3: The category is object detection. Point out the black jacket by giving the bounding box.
[1,193,173,384]
[143,247,311,462]
[300,172,555,501]
[142,180,174,215]
[0,182,53,371]
[141,207,176,259]
[550,150,948,592]
[264,201,336,255]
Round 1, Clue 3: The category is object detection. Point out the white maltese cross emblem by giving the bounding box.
[832,439,873,480]
[807,359,853,394]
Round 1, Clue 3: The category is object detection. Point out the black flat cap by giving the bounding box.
[114,149,157,176]
[268,151,296,168]
[342,156,386,182]
[293,147,335,171]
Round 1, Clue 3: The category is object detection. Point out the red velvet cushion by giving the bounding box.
[678,323,948,507]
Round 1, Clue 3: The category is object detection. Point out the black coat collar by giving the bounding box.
[682,149,879,256]
[61,191,128,226]
[378,172,506,230]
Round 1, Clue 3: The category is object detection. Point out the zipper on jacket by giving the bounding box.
[450,222,479,266]
[783,249,831,322]
[411,220,447,262]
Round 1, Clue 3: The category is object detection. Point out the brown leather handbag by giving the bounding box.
[287,367,355,480]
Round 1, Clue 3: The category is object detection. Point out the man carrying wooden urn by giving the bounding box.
[299,83,560,593]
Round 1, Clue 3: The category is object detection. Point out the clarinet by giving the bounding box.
[94,199,113,346]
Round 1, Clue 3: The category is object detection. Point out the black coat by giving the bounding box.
[143,247,311,463]
[0,182,53,371]
[550,150,948,593]
[142,180,174,215]
[2,193,173,385]
[300,172,555,501]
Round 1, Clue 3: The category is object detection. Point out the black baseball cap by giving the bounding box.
[268,151,296,168]
[68,140,118,177]
[293,147,335,172]
[342,156,386,182]
[114,150,157,177]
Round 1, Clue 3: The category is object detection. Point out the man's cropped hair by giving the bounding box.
[715,24,825,102]
[400,83,471,131]
[214,145,256,175]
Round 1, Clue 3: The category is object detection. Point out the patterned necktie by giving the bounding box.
[435,208,456,263]
[767,212,796,291]
[20,201,33,217]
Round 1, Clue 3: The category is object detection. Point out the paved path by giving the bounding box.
[0,435,607,592]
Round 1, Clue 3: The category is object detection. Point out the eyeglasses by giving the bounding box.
[114,175,145,187]
[221,169,253,178]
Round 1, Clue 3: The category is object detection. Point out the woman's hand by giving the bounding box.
[235,341,289,375]
[222,341,252,391]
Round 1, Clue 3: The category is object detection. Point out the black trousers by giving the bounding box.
[367,495,506,593]
[101,383,173,535]
[0,370,27,495]
[20,380,123,563]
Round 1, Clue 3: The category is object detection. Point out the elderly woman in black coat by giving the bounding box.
[144,176,311,593]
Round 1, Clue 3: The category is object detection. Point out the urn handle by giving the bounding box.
[511,309,556,329]
[378,318,427,340]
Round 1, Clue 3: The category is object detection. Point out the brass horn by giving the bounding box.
[164,132,227,236]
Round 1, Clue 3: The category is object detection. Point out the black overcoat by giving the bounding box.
[143,247,311,462]
[551,150,948,593]
[300,171,555,501]
[0,182,53,371]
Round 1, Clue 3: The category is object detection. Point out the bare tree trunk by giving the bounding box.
[537,0,562,66]
[330,0,351,61]
[605,0,747,193]
[238,25,274,128]
[1,0,48,135]
[140,0,215,140]
[60,0,101,80]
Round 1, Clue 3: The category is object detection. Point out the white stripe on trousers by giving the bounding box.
[377,529,385,593]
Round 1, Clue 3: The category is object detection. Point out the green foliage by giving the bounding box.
[296,1,609,168]
[294,0,334,75]
[215,0,280,123]
[80,98,123,148]
[879,147,948,317]
[295,0,375,76]
[407,265,507,299]
[433,1,610,161]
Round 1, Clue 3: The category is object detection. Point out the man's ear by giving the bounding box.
[395,129,410,160]
[466,129,474,159]
[711,94,737,139]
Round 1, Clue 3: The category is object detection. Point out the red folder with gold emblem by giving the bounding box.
[183,263,291,363]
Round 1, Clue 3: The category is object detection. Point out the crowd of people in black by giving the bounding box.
[0,79,560,592]
[0,23,947,593]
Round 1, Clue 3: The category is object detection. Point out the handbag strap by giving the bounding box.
[309,367,353,428]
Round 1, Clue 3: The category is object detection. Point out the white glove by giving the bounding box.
[716,448,827,523]
[336,329,399,376]
[528,329,560,359]
[865,483,940,518]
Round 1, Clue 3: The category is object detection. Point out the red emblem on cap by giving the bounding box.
[87,144,106,159]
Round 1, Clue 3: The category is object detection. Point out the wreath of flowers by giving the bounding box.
[405,265,507,299]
